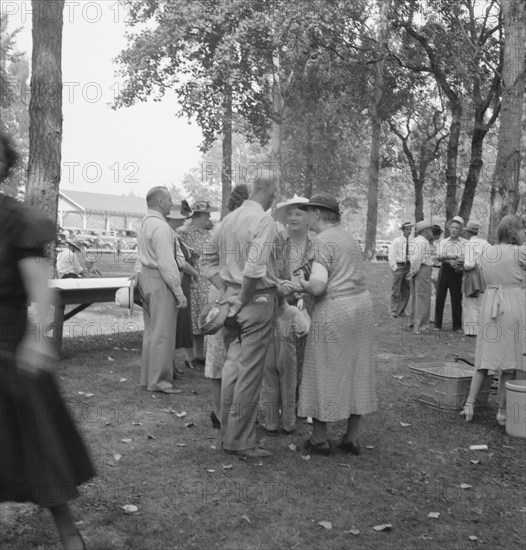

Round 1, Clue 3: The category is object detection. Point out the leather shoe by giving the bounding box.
[226,447,272,459]
[302,439,332,456]
[339,439,361,455]
[265,427,279,436]
[155,387,181,394]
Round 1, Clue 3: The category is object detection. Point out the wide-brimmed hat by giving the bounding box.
[447,215,464,229]
[64,241,81,252]
[465,221,480,234]
[115,280,135,314]
[167,200,193,220]
[400,221,413,230]
[298,193,340,215]
[414,220,434,234]
[192,200,218,214]
[273,196,310,224]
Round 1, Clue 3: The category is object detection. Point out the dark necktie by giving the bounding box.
[405,238,409,262]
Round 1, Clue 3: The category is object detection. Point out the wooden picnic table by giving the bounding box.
[49,277,140,352]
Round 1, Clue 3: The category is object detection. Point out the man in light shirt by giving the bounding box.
[56,242,84,279]
[202,170,279,460]
[462,221,489,336]
[388,221,413,318]
[435,216,467,331]
[408,220,435,334]
[137,186,187,394]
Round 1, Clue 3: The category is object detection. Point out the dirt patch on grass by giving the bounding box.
[1,263,525,549]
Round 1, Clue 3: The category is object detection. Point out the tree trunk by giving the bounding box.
[305,134,314,198]
[221,86,232,220]
[414,175,425,222]
[271,47,282,198]
[458,125,487,222]
[26,0,64,224]
[488,0,526,240]
[364,0,391,261]
[444,99,462,227]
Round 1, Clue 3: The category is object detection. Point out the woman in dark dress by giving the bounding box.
[0,133,94,549]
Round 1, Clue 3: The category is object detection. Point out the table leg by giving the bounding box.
[52,303,65,356]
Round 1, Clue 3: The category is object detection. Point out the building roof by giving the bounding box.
[59,190,146,216]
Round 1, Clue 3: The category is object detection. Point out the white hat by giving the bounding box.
[115,281,135,313]
[447,215,464,229]
[414,220,434,234]
[273,196,310,225]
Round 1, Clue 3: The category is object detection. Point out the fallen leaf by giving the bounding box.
[420,534,433,541]
[391,375,404,380]
[345,529,360,536]
[147,434,156,440]
[210,445,217,450]
[119,378,127,383]
[318,521,332,530]
[468,535,478,541]
[222,464,233,470]
[338,463,350,468]
[300,454,311,461]
[113,453,122,461]
[122,438,132,444]
[460,484,473,490]
[241,515,251,524]
[427,512,440,519]
[78,391,85,395]
[113,347,120,350]
[288,443,297,452]
[185,422,195,428]
[373,524,393,532]
[132,422,142,426]
[121,504,138,513]
[85,393,94,398]
[400,422,411,427]
[365,445,375,450]
[206,469,215,473]
[108,357,114,362]
[175,411,187,418]
[470,460,481,465]
[253,462,263,467]
[469,445,488,451]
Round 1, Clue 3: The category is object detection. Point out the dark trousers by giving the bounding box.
[434,263,463,330]
[390,263,411,316]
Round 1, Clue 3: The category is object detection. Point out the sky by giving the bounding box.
[4,0,203,198]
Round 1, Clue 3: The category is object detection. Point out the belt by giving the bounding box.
[396,261,410,265]
[225,283,277,295]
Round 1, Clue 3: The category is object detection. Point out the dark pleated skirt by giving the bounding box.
[176,273,194,349]
[0,345,95,507]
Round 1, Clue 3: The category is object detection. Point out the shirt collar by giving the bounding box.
[145,209,166,221]
[242,200,264,212]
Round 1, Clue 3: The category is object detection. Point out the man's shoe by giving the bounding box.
[210,411,221,429]
[265,428,279,436]
[155,387,182,394]
[226,447,272,459]
[302,439,332,456]
[282,428,296,435]
[339,438,361,456]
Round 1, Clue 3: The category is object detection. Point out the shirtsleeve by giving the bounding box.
[410,237,423,274]
[243,216,276,279]
[313,236,333,273]
[201,229,220,280]
[150,222,184,300]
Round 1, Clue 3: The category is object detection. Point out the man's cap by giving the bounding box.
[297,192,340,215]
[400,221,413,230]
[447,215,464,229]
[414,220,434,234]
[465,221,480,233]
[274,195,310,224]
[192,200,218,213]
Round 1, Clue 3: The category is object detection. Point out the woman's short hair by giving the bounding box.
[0,132,19,183]
[316,207,340,224]
[496,214,526,245]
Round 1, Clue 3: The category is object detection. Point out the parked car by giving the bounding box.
[115,229,138,250]
[59,227,101,251]
[375,240,391,260]
[96,229,118,249]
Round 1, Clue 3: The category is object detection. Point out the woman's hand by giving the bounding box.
[221,294,244,317]
[17,337,57,376]
[279,280,301,296]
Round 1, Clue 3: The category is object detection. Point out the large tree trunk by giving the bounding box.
[26,0,64,224]
[220,86,232,220]
[305,134,314,198]
[458,125,487,222]
[444,99,462,226]
[271,48,282,198]
[488,0,526,240]
[364,0,391,261]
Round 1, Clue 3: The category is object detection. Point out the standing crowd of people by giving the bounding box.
[388,214,526,426]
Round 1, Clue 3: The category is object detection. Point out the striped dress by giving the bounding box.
[298,226,377,421]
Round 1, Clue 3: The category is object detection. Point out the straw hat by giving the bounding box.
[465,221,480,234]
[273,196,310,224]
[446,215,464,229]
[167,200,193,220]
[400,221,413,230]
[414,220,434,234]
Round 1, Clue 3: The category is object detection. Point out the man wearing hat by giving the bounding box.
[408,220,435,333]
[137,186,187,394]
[434,215,467,331]
[462,221,488,336]
[56,241,85,279]
[387,221,414,317]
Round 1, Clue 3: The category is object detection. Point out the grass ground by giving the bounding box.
[1,262,525,550]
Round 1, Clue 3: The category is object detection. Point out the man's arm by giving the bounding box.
[409,238,423,275]
[201,229,224,291]
[388,238,398,271]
